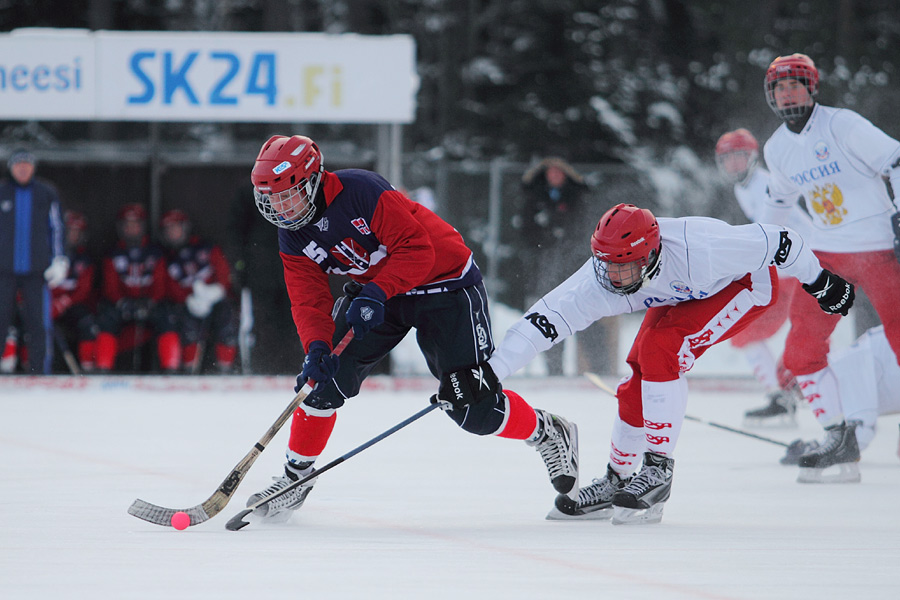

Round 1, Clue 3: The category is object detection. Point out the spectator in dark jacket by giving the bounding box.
[0,149,67,374]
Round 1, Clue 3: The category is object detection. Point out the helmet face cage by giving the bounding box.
[254,167,322,230]
[592,253,649,295]
[765,54,819,122]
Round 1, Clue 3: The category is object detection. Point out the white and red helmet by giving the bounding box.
[251,135,325,230]
[765,53,819,122]
[715,128,759,183]
[591,203,661,295]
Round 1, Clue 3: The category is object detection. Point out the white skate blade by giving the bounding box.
[797,462,861,484]
[742,414,798,429]
[611,503,665,525]
[545,506,612,521]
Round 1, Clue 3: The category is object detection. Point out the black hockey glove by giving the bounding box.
[802,269,854,316]
[891,212,900,263]
[432,362,501,411]
[296,340,340,391]
[345,283,386,340]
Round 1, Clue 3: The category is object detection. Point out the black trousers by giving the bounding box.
[0,272,51,374]
[305,281,494,410]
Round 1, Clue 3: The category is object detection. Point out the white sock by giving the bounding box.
[640,377,689,457]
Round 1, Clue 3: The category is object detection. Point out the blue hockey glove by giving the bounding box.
[345,283,386,340]
[296,340,340,391]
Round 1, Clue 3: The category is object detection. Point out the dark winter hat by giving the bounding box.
[7,149,36,169]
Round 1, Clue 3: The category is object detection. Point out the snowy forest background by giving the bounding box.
[2,0,898,372]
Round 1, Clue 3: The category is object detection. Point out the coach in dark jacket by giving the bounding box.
[0,150,67,374]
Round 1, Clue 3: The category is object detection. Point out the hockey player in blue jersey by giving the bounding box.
[245,134,579,522]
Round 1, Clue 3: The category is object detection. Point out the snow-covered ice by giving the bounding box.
[2,373,898,600]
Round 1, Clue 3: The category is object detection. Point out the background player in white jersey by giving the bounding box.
[715,128,814,427]
[759,53,900,481]
[474,203,852,524]
[780,325,900,464]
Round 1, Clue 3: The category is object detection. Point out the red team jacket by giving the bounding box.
[51,246,96,320]
[101,238,166,304]
[277,169,481,351]
[163,236,232,304]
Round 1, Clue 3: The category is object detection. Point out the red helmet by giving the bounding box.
[715,129,759,183]
[591,203,661,295]
[117,203,147,222]
[64,209,87,232]
[251,134,325,230]
[765,53,818,122]
[161,209,190,228]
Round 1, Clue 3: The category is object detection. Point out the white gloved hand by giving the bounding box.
[186,281,225,318]
[186,293,214,318]
[43,256,70,288]
[192,280,226,304]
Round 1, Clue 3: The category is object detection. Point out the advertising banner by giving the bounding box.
[0,29,417,123]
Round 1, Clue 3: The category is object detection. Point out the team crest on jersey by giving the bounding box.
[670,281,691,295]
[351,218,371,235]
[314,218,329,232]
[330,238,370,271]
[810,183,847,225]
[813,141,830,161]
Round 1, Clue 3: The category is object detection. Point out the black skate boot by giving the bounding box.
[546,465,629,520]
[526,409,579,497]
[611,452,674,525]
[780,438,820,465]
[797,421,861,483]
[743,389,798,428]
[246,462,317,522]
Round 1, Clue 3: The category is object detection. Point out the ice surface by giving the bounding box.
[2,374,898,600]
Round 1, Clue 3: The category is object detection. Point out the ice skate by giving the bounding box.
[797,421,861,484]
[611,452,673,525]
[743,389,797,428]
[527,409,578,497]
[246,463,317,522]
[780,438,820,465]
[546,465,629,520]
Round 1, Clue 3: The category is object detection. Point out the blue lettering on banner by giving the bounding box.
[127,50,277,107]
[0,57,82,93]
[789,160,841,186]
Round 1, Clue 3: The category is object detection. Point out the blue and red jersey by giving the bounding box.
[164,236,232,304]
[278,169,481,350]
[51,246,96,319]
[101,238,166,303]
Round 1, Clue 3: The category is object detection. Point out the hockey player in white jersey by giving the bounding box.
[715,128,814,427]
[780,325,900,464]
[759,53,900,482]
[485,203,853,524]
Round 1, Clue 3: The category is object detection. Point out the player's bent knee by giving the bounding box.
[444,394,506,436]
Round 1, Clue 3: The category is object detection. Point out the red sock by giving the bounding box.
[215,343,237,368]
[96,333,118,371]
[495,389,539,440]
[287,405,337,463]
[157,332,182,371]
[182,343,199,369]
[78,340,96,370]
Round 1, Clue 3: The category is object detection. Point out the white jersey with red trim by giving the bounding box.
[734,166,814,244]
[760,104,900,252]
[489,216,823,380]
